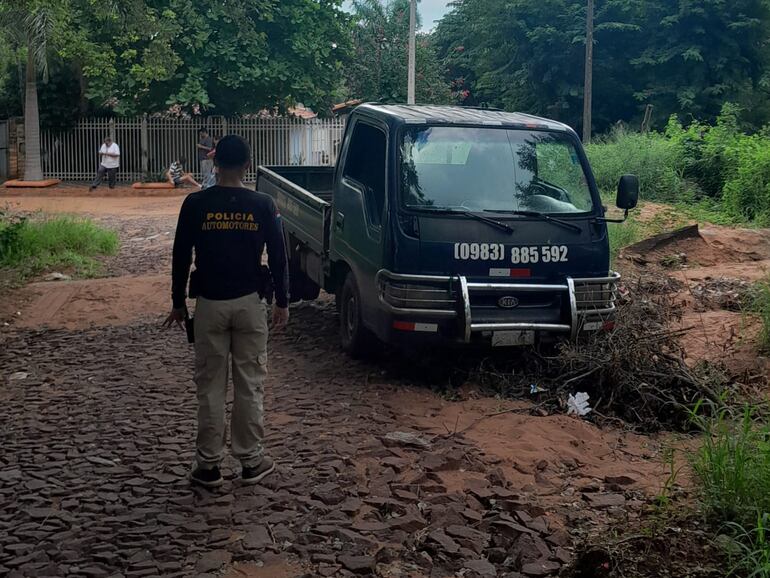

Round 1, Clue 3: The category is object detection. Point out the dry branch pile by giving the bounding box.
[468,278,731,431]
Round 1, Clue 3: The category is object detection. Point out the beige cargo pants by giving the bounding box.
[193,292,268,469]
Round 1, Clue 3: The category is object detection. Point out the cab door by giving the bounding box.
[331,118,388,325]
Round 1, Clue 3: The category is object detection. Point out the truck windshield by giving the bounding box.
[400,126,595,215]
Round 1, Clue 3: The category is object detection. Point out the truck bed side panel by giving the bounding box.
[257,166,330,259]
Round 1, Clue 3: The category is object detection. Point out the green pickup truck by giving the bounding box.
[258,104,637,355]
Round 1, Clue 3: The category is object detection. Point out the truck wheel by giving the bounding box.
[339,272,373,358]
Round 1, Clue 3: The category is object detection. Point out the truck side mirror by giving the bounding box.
[616,175,639,210]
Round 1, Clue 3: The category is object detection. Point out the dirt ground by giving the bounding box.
[618,216,770,376]
[0,186,759,577]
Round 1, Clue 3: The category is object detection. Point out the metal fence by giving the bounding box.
[38,116,347,182]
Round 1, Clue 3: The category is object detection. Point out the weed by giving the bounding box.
[0,213,119,277]
[688,403,770,577]
[749,278,770,351]
[724,514,770,577]
[655,446,684,511]
[689,403,770,528]
[608,219,642,264]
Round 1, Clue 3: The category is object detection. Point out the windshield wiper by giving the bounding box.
[406,206,514,234]
[485,209,582,233]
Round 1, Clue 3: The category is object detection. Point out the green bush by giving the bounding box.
[722,137,770,223]
[665,103,746,199]
[586,104,770,223]
[0,213,119,276]
[586,126,689,202]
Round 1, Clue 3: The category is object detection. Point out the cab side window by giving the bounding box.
[343,122,386,227]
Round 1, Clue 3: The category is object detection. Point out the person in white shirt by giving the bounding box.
[89,137,121,190]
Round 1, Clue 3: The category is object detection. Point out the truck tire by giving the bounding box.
[339,272,374,358]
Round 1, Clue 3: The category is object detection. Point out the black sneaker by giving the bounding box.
[241,457,275,485]
[190,465,223,488]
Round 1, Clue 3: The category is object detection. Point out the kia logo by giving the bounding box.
[498,296,519,308]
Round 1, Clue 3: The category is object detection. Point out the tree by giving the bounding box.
[434,0,770,132]
[63,0,352,116]
[0,0,351,118]
[632,0,770,122]
[0,57,82,131]
[434,0,643,131]
[59,0,181,116]
[344,0,451,104]
[0,1,66,181]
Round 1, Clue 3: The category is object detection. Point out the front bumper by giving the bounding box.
[376,269,620,343]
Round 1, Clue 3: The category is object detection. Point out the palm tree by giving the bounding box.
[1,3,56,181]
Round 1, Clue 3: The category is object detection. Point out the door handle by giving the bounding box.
[335,212,345,231]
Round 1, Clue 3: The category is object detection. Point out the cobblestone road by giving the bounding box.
[0,207,588,578]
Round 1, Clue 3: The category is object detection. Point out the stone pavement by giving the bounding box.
[0,297,578,578]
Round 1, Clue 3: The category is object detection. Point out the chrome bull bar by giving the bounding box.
[375,269,621,342]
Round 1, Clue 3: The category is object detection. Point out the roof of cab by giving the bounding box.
[355,103,573,132]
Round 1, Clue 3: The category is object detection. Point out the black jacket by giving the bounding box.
[171,185,289,309]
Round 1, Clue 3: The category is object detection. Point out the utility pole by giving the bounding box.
[407,0,416,104]
[582,0,594,143]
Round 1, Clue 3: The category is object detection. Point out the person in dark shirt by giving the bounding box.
[164,135,289,488]
[197,128,215,180]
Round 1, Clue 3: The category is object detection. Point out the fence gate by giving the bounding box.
[0,120,8,182]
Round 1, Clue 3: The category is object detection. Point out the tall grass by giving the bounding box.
[0,213,119,277]
[725,514,770,577]
[690,405,770,526]
[586,127,689,202]
[689,403,770,576]
[585,104,770,224]
[608,219,642,264]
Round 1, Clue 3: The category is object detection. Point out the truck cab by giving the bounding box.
[258,104,638,355]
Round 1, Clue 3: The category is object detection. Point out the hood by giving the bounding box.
[394,214,610,281]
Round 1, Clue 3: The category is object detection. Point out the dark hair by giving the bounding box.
[215,135,251,169]
[198,127,208,135]
[179,157,187,165]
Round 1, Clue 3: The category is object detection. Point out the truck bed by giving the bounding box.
[261,166,334,201]
[257,165,334,276]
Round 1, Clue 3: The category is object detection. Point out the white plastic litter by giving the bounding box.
[44,272,71,281]
[530,384,548,394]
[567,392,592,416]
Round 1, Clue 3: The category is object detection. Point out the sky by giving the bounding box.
[342,1,453,31]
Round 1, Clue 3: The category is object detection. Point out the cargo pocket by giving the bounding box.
[256,352,268,382]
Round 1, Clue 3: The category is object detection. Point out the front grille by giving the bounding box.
[469,292,561,310]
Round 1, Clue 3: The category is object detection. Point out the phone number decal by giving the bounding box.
[453,243,568,263]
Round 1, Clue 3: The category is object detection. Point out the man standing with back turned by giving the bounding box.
[164,135,289,488]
